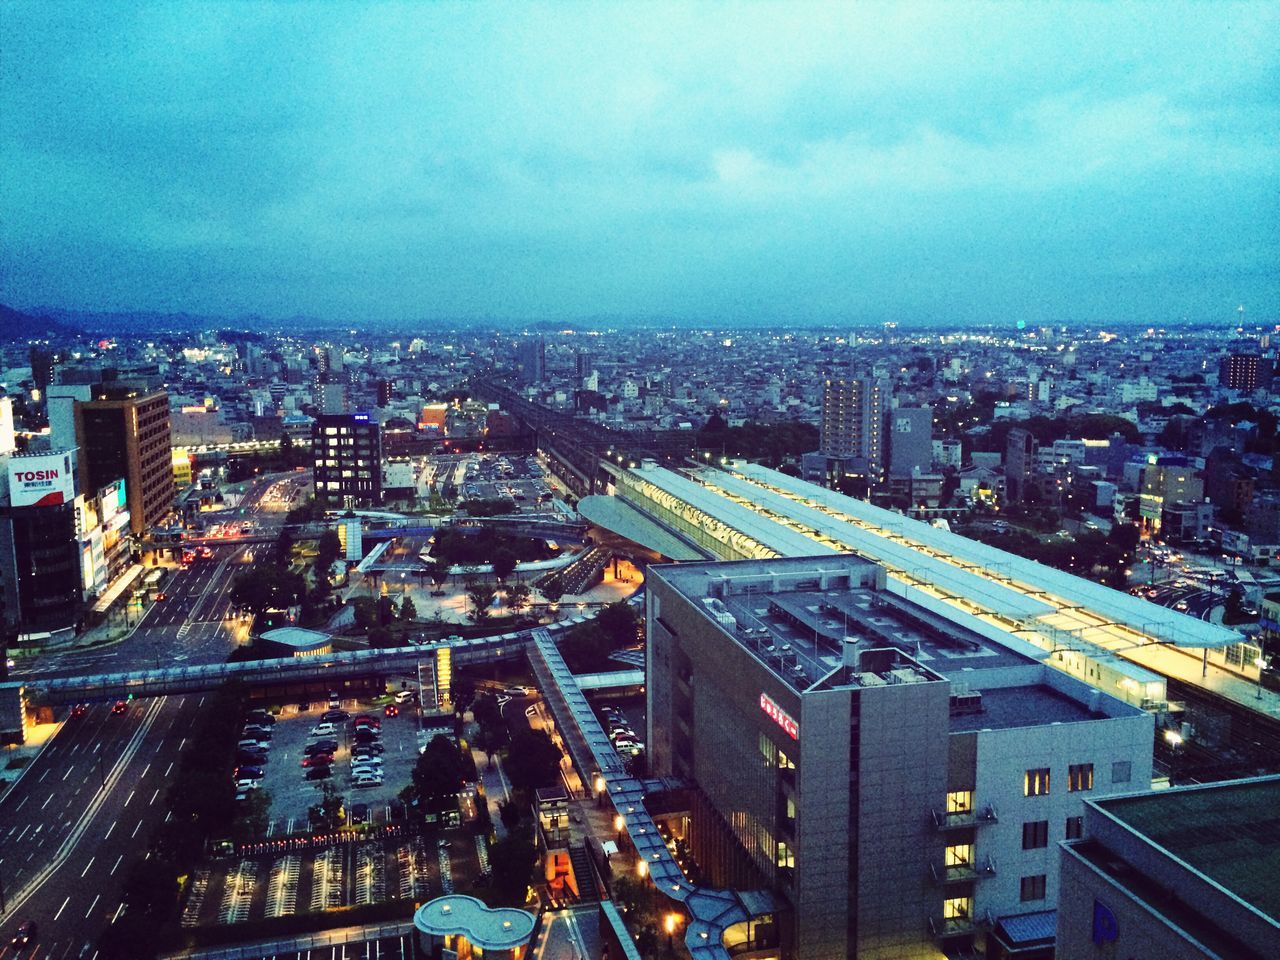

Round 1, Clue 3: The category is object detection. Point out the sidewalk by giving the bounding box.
[0,719,60,796]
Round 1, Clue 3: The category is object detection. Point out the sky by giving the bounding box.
[2,1,1277,327]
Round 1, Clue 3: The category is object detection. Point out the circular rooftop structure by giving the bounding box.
[258,626,331,657]
[413,895,536,952]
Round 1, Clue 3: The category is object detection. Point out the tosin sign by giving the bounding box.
[760,692,799,740]
[7,452,75,507]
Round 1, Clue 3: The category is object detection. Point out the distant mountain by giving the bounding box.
[0,303,87,342]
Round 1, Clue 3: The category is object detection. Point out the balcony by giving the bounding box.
[930,856,996,885]
[929,909,992,940]
[931,805,998,830]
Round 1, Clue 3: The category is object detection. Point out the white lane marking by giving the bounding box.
[62,766,74,781]
[104,820,116,840]
[54,894,70,919]
[164,761,174,776]
[85,893,101,917]
[131,819,143,838]
[41,794,54,810]
[15,796,27,811]
[140,763,151,778]
[81,856,95,877]
[110,854,123,875]
[112,902,124,922]
[149,788,159,806]
[123,789,136,807]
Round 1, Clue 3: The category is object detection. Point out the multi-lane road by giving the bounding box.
[0,696,203,959]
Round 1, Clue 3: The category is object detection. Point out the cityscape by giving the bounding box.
[2,4,1278,960]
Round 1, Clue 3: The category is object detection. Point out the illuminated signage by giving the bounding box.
[8,452,75,507]
[760,693,798,740]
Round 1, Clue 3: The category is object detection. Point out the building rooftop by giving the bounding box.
[657,556,1031,693]
[1093,776,1280,922]
[258,626,330,650]
[413,895,536,950]
[948,684,1100,732]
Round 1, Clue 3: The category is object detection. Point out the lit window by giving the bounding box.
[1024,768,1050,797]
[947,790,973,815]
[1068,764,1094,792]
[945,843,973,868]
[776,841,794,869]
[943,895,972,920]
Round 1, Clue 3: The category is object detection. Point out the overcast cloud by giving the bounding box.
[2,1,1277,325]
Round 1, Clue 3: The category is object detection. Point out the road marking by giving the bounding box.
[54,894,70,919]
[164,761,174,776]
[124,789,136,807]
[132,819,143,838]
[14,796,28,812]
[62,766,74,781]
[85,893,101,917]
[110,854,123,875]
[140,763,151,778]
[38,769,49,782]
[81,856,95,877]
[41,794,54,810]
[149,788,160,806]
[104,821,116,840]
[112,902,125,922]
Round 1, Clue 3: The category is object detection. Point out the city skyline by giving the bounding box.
[3,2,1278,325]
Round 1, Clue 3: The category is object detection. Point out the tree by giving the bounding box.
[491,548,518,582]
[467,580,497,622]
[541,581,564,604]
[400,594,418,622]
[428,557,452,593]
[488,827,536,904]
[410,735,469,812]
[230,567,305,616]
[499,799,523,831]
[315,529,341,583]
[1107,523,1141,556]
[506,582,531,615]
[351,596,379,632]
[275,525,295,569]
[596,601,639,645]
[368,626,395,648]
[504,727,562,793]
[377,595,398,625]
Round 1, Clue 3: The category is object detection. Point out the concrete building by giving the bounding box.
[311,412,382,507]
[413,895,535,960]
[1004,428,1037,504]
[516,336,546,386]
[647,555,1154,960]
[803,377,887,489]
[1139,455,1204,533]
[73,386,174,537]
[888,406,934,477]
[1058,776,1279,960]
[1218,352,1269,393]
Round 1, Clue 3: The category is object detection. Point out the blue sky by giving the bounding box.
[2,1,1277,326]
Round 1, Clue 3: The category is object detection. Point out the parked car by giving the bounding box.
[394,690,416,703]
[235,766,264,779]
[354,775,383,788]
[322,709,350,722]
[305,766,332,781]
[70,704,87,718]
[305,739,339,755]
[309,723,337,737]
[504,686,531,697]
[300,754,333,768]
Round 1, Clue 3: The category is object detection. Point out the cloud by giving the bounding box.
[1,0,1277,322]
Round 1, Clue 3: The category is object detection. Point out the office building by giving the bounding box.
[29,347,57,396]
[375,377,394,408]
[312,412,382,507]
[313,375,348,415]
[646,555,1153,960]
[516,336,546,386]
[888,406,934,477]
[575,348,593,381]
[62,386,173,537]
[1058,776,1279,960]
[1005,427,1037,504]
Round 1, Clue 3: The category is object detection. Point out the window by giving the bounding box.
[947,790,973,815]
[1024,768,1051,797]
[1020,874,1047,901]
[776,841,794,869]
[1111,761,1132,784]
[943,895,972,921]
[1066,816,1084,840]
[1022,820,1049,849]
[1069,763,1094,792]
[945,843,973,868]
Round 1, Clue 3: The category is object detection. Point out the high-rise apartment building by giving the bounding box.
[376,377,394,408]
[312,413,382,507]
[72,386,173,536]
[1218,352,1269,392]
[313,375,348,415]
[887,406,934,477]
[1005,427,1037,504]
[803,377,887,489]
[516,336,546,386]
[646,555,1152,960]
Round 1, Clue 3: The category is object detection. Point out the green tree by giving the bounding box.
[315,529,342,583]
[400,594,418,621]
[596,601,639,644]
[275,525,295,568]
[504,727,562,793]
[351,596,379,632]
[506,582,531,615]
[377,595,398,625]
[467,580,497,622]
[488,826,536,904]
[428,557,452,593]
[410,735,469,812]
[541,581,564,604]
[491,548,518,582]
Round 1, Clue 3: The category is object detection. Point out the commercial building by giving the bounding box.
[69,386,173,536]
[1058,776,1280,960]
[516,336,546,386]
[311,412,383,507]
[413,895,535,959]
[646,555,1153,960]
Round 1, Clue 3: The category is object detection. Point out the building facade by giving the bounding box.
[311,413,383,507]
[74,387,173,536]
[647,555,1153,960]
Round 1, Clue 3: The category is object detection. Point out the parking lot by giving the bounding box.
[243,696,422,830]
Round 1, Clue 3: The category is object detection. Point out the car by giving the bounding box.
[199,546,214,559]
[301,754,333,768]
[394,690,416,703]
[70,704,87,718]
[305,739,339,755]
[246,711,276,725]
[354,775,383,788]
[237,751,268,766]
[353,714,381,725]
[352,755,384,768]
[235,779,260,791]
[154,591,167,601]
[504,686,531,697]
[238,739,269,751]
[309,723,337,737]
[384,704,399,717]
[305,766,332,781]
[235,766,264,779]
[1175,600,1189,611]
[355,731,380,746]
[322,709,350,722]
[11,920,38,947]
[111,700,128,715]
[242,726,272,740]
[355,741,385,755]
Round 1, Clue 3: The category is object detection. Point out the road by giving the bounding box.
[0,695,202,960]
[11,473,303,683]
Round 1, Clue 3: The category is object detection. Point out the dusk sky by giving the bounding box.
[2,2,1277,326]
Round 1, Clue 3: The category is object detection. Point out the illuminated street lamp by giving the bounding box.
[1164,729,1182,747]
[1255,656,1271,700]
[665,913,682,950]
[637,859,648,878]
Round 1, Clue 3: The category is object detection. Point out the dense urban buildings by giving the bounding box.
[311,411,383,507]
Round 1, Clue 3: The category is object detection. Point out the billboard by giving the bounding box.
[8,452,75,507]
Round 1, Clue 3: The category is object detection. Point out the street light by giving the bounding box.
[1255,656,1270,700]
